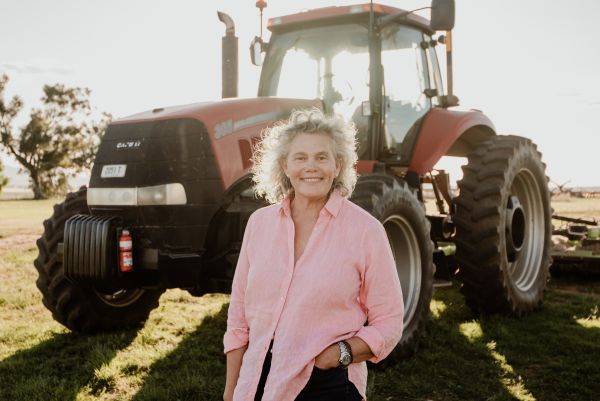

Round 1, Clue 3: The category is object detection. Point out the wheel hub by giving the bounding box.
[505,195,526,262]
[94,288,145,307]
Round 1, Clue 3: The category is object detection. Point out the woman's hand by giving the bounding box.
[314,344,340,369]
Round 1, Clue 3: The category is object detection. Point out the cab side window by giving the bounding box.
[381,26,431,150]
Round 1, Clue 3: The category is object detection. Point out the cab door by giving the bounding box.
[380,25,432,162]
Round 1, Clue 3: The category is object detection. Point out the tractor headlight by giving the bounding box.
[137,184,187,205]
[87,183,187,206]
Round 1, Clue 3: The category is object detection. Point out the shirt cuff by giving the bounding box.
[355,326,386,363]
[223,328,249,354]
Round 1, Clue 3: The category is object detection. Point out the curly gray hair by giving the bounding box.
[251,108,358,204]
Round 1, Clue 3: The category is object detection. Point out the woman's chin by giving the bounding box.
[294,185,331,201]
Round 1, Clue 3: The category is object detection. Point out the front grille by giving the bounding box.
[63,215,121,283]
[88,118,224,251]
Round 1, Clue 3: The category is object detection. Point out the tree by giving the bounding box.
[0,74,110,199]
[0,158,8,193]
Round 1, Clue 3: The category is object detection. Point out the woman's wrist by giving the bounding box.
[223,384,235,400]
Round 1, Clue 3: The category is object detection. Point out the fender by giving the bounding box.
[408,108,496,174]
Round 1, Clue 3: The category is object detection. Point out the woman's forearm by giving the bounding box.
[314,336,374,369]
[346,336,374,364]
[224,345,248,400]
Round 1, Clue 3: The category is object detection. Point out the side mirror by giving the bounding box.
[430,0,455,31]
[250,37,266,66]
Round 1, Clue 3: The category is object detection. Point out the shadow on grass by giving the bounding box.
[477,284,600,401]
[0,329,138,401]
[369,286,518,401]
[369,282,599,401]
[5,284,595,401]
[130,303,229,401]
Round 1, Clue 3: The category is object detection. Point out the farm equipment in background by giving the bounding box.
[34,0,554,358]
[551,214,600,276]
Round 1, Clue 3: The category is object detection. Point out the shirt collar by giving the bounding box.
[278,189,344,218]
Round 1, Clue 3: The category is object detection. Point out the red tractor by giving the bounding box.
[35,0,551,357]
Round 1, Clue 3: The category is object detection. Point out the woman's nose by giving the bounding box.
[305,157,318,169]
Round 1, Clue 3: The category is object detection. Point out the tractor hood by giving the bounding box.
[113,97,321,143]
[90,97,322,196]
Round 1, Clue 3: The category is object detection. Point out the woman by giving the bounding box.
[223,109,403,401]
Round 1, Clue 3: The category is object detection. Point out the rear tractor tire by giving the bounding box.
[34,187,164,333]
[351,175,434,358]
[454,135,552,315]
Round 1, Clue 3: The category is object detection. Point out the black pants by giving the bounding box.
[254,345,362,401]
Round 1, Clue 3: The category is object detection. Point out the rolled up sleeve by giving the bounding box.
[223,214,255,354]
[355,220,404,363]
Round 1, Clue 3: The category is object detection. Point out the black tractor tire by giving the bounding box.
[351,174,434,358]
[454,135,552,315]
[34,187,165,333]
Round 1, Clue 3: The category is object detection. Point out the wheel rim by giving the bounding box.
[508,168,545,291]
[94,288,145,308]
[383,215,422,328]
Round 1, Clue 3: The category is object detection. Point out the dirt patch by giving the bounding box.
[0,234,39,250]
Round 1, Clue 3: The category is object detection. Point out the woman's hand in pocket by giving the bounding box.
[314,344,340,370]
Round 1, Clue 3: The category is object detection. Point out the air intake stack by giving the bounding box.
[217,11,238,98]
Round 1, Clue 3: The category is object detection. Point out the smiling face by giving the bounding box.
[282,132,341,203]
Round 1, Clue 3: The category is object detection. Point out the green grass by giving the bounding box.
[0,239,598,401]
[1,197,599,400]
[371,285,600,401]
[0,242,229,401]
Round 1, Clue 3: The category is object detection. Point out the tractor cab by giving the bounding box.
[254,4,445,162]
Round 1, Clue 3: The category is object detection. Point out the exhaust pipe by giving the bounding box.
[217,11,238,98]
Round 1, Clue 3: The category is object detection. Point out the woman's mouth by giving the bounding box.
[301,177,323,183]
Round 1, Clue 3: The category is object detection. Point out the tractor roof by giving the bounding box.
[268,3,432,34]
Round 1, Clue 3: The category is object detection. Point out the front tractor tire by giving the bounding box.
[34,187,164,333]
[454,135,552,315]
[351,175,434,358]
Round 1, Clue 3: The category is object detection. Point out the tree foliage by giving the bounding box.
[0,74,110,199]
[0,158,8,193]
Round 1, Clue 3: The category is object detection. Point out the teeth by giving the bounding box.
[302,178,322,182]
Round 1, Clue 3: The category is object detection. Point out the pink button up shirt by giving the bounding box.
[224,190,404,401]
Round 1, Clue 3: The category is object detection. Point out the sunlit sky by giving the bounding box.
[1,0,599,187]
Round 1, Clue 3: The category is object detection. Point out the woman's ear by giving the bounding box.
[335,159,342,177]
[280,159,288,177]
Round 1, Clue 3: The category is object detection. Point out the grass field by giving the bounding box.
[0,198,56,237]
[0,197,599,401]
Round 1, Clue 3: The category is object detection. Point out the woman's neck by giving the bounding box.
[290,193,329,218]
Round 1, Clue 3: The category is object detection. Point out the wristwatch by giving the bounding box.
[337,340,353,368]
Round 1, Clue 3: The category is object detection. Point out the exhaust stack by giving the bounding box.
[217,11,238,98]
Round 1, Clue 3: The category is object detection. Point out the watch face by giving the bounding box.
[338,341,352,367]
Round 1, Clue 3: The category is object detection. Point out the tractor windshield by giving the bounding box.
[259,24,370,121]
[259,22,434,161]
